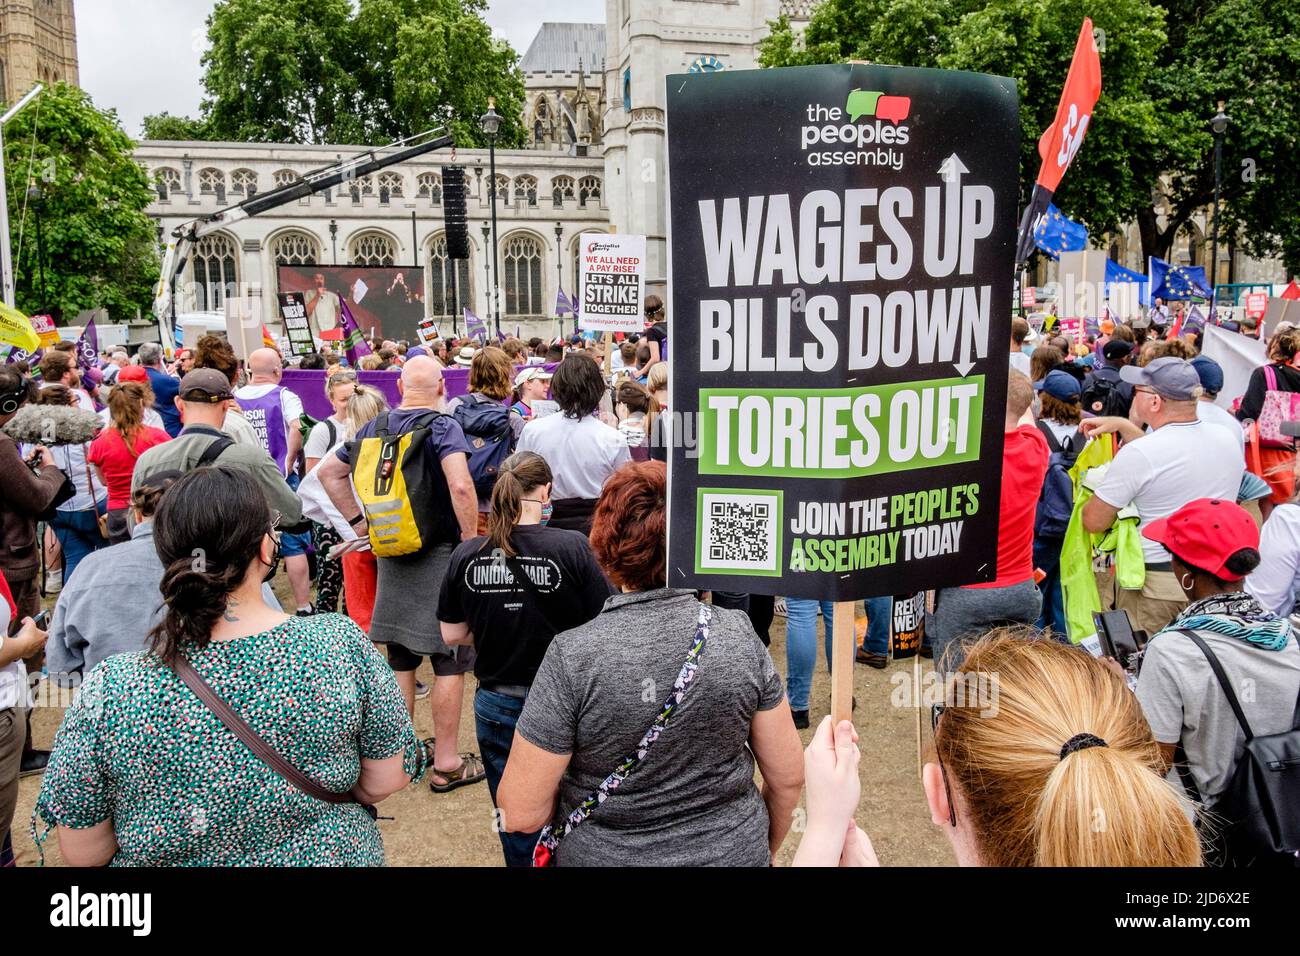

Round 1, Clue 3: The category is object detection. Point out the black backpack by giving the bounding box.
[1081,368,1131,418]
[1176,630,1300,868]
[1033,422,1087,540]
[452,394,514,500]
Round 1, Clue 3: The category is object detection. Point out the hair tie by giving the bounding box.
[1059,733,1107,761]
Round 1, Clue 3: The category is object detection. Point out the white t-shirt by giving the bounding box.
[517,412,631,500]
[1197,399,1246,457]
[304,415,347,462]
[1040,419,1080,448]
[1094,420,1244,564]
[1247,503,1300,617]
[0,598,31,710]
[1009,351,1032,377]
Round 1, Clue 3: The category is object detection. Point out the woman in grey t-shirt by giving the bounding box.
[498,461,804,866]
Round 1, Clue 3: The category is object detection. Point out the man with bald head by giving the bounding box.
[234,347,316,612]
[318,355,486,792]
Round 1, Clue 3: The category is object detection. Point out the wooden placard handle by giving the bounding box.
[830,599,856,726]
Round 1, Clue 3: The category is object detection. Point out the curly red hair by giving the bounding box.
[590,461,667,592]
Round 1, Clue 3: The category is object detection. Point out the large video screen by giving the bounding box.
[277,265,425,345]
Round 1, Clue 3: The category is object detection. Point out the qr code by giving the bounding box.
[698,491,781,574]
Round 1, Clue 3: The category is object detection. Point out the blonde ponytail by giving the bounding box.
[935,630,1201,867]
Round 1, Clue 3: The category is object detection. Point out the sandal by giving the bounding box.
[428,753,486,793]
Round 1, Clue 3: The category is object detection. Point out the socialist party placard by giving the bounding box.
[579,233,646,332]
[665,65,1019,600]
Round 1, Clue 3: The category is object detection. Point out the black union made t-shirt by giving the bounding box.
[437,524,614,687]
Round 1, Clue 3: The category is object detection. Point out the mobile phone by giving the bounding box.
[1093,610,1141,668]
[31,609,50,630]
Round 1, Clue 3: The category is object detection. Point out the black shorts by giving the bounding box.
[386,642,476,677]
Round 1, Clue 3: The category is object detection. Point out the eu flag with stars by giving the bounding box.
[1148,257,1212,301]
[1032,204,1088,260]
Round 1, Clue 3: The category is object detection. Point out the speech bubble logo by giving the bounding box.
[875,95,911,125]
[845,89,882,122]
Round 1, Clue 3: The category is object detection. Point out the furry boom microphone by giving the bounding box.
[2,403,102,446]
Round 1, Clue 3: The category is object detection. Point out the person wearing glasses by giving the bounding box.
[1079,357,1244,636]
[32,466,426,866]
[794,630,1201,866]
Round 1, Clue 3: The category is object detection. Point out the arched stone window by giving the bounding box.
[192,233,238,310]
[271,230,320,266]
[350,231,396,266]
[502,234,544,317]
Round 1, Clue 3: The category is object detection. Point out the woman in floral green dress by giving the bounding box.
[33,466,426,866]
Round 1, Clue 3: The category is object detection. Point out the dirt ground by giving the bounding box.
[13,578,954,867]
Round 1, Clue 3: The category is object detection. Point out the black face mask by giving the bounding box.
[260,535,282,584]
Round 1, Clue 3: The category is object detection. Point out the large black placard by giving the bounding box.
[666,64,1019,600]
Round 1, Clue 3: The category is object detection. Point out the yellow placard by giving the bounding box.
[0,302,40,352]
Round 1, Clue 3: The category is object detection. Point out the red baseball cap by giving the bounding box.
[1142,498,1259,580]
[117,365,149,383]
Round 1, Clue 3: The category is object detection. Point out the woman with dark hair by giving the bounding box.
[32,466,425,866]
[28,386,109,582]
[1029,345,1063,385]
[438,450,612,866]
[518,353,630,534]
[497,461,804,866]
[1135,497,1300,856]
[87,381,171,543]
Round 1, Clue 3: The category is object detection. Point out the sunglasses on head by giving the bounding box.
[931,702,957,828]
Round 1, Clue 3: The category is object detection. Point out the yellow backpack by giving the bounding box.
[350,410,443,557]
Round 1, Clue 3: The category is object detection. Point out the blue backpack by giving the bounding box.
[452,395,514,500]
[1034,422,1087,540]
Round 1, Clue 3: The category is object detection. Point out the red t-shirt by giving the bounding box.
[965,424,1050,590]
[87,426,171,510]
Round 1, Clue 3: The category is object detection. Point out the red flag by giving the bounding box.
[1282,280,1300,301]
[1034,19,1102,193]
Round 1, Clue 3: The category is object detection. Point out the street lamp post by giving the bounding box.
[554,221,564,334]
[1209,102,1230,313]
[479,97,502,334]
[26,180,46,309]
[480,222,491,329]
[329,219,338,265]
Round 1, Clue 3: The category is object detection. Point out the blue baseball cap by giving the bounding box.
[1034,369,1081,402]
[1190,355,1224,396]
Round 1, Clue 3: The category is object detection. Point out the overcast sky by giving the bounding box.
[75,0,605,138]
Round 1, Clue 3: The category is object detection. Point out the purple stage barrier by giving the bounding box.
[279,364,555,421]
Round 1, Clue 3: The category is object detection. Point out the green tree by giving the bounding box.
[141,112,211,141]
[1148,0,1300,272]
[196,0,525,148]
[201,0,358,143]
[3,83,158,320]
[760,0,1300,274]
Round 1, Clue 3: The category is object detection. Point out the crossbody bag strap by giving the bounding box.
[196,435,235,467]
[1177,629,1255,739]
[533,603,712,866]
[172,653,353,805]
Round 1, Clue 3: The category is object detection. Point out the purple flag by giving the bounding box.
[75,319,99,371]
[464,307,486,342]
[1184,305,1206,335]
[555,286,576,316]
[338,298,373,366]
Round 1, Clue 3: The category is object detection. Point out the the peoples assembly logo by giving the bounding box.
[801,88,912,171]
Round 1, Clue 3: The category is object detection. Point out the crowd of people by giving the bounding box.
[0,297,1298,869]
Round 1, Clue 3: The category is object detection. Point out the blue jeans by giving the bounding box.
[51,506,107,584]
[785,597,892,711]
[1034,538,1068,639]
[474,688,542,867]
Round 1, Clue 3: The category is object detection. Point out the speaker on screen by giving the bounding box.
[442,166,469,260]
